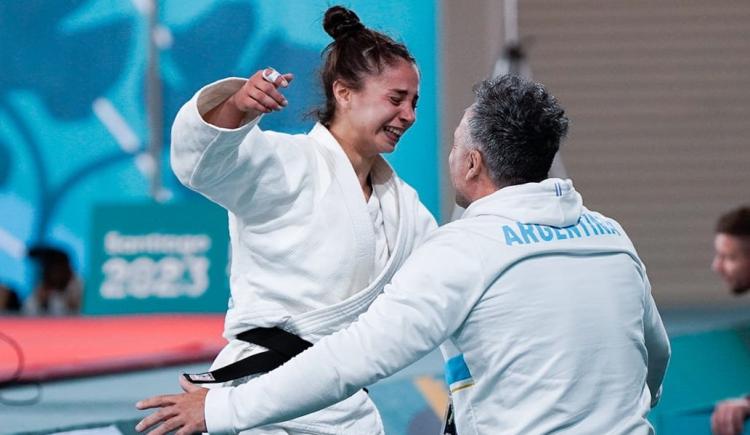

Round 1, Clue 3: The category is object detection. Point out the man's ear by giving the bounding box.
[332,80,351,108]
[465,149,484,180]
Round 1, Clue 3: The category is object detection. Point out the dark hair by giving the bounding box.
[468,75,569,186]
[716,206,750,237]
[315,6,415,126]
[28,245,73,291]
[0,284,21,312]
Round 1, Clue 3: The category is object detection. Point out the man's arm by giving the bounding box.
[137,228,486,434]
[642,274,670,407]
[208,229,486,433]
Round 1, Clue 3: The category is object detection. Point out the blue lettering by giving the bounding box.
[605,220,621,235]
[503,225,525,246]
[505,218,620,245]
[553,227,568,240]
[589,214,613,235]
[516,223,539,243]
[583,215,600,235]
[535,224,555,241]
[578,218,591,236]
[564,225,582,239]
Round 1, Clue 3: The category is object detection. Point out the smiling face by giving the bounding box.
[712,233,750,295]
[333,58,419,157]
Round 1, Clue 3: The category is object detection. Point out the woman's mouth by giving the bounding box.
[383,126,404,143]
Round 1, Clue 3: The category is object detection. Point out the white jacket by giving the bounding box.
[171,78,437,434]
[205,179,670,435]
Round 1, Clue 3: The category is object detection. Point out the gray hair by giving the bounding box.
[468,75,569,186]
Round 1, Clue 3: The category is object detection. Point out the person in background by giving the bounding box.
[711,206,750,296]
[0,283,22,313]
[710,206,750,435]
[24,245,82,316]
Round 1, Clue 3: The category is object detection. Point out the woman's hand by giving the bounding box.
[232,68,294,117]
[204,68,295,129]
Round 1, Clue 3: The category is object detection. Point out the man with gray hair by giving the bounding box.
[137,76,670,435]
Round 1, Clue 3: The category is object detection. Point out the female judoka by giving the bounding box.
[141,5,436,434]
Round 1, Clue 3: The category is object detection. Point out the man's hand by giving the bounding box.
[135,376,209,435]
[712,397,750,435]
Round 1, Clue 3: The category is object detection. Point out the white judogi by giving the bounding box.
[171,78,436,434]
[367,192,390,280]
[204,179,671,435]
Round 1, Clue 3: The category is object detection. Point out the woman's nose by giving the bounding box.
[400,105,415,124]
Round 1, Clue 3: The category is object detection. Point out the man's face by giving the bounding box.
[449,109,473,208]
[712,233,750,295]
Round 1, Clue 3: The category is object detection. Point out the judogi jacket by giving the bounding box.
[205,178,671,435]
[171,78,437,434]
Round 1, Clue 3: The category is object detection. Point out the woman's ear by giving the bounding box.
[332,80,351,108]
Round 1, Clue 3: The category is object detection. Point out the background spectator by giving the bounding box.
[24,245,82,316]
[710,205,750,435]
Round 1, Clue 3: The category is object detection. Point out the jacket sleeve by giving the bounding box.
[170,78,316,222]
[413,200,438,247]
[398,181,438,249]
[642,273,670,407]
[204,228,485,434]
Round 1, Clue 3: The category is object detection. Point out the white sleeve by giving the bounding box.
[642,274,670,407]
[204,229,486,434]
[413,200,438,247]
[397,181,437,250]
[170,78,315,221]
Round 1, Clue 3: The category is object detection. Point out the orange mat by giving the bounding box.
[0,315,225,384]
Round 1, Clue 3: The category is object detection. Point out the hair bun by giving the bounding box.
[324,6,365,40]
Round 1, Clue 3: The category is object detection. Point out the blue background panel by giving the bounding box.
[0,0,439,300]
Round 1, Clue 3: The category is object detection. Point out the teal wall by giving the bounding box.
[650,325,750,434]
[0,1,439,299]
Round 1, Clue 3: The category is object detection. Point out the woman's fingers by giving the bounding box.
[252,79,288,109]
[261,68,286,87]
[232,69,291,114]
[281,73,295,86]
[262,68,294,87]
[231,88,275,114]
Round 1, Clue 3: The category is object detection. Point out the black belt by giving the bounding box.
[441,399,457,435]
[183,327,312,384]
